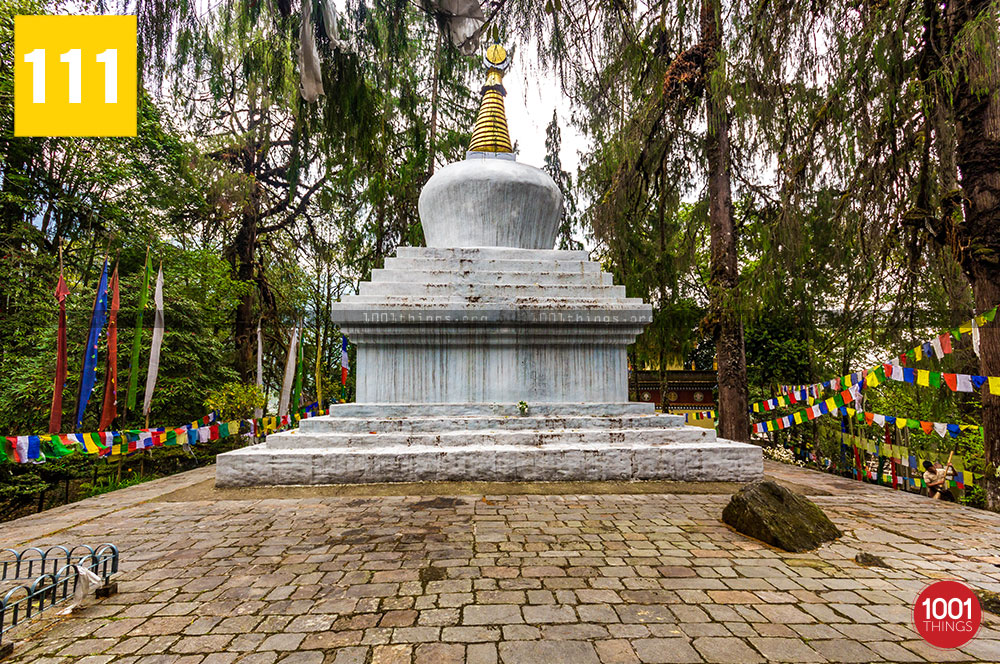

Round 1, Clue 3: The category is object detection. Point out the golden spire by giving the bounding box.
[468,44,513,155]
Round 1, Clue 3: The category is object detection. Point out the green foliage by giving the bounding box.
[204,382,267,422]
[79,474,153,498]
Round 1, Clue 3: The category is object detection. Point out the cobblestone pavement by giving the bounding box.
[2,461,1000,664]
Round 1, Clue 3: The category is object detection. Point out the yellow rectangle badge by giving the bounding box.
[15,15,137,136]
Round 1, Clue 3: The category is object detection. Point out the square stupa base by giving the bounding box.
[215,403,763,487]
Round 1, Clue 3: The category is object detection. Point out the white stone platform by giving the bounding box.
[215,403,762,487]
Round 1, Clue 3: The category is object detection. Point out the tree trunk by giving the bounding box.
[233,209,257,382]
[950,0,1000,510]
[702,0,749,442]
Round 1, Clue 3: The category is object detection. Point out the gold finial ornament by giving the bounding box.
[468,43,513,156]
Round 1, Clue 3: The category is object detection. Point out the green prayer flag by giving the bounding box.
[0,438,8,463]
[929,371,941,388]
[906,419,920,429]
[952,326,962,339]
[126,252,152,412]
[986,307,997,323]
[46,434,74,457]
[875,365,887,382]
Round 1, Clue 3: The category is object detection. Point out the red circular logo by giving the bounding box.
[913,580,982,649]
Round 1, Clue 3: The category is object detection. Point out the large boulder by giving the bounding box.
[722,480,841,552]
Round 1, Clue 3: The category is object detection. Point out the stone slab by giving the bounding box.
[215,438,761,487]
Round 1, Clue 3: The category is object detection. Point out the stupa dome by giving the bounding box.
[418,43,563,249]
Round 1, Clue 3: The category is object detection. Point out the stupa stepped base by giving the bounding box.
[215,403,763,487]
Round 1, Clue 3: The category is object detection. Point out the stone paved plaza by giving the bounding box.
[2,460,1000,664]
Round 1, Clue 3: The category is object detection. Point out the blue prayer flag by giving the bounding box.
[75,259,110,428]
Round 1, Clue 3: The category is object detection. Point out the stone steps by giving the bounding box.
[394,247,591,261]
[370,268,614,286]
[384,256,603,274]
[268,425,715,450]
[358,282,627,298]
[297,413,685,434]
[342,296,648,308]
[216,439,762,485]
[313,402,658,417]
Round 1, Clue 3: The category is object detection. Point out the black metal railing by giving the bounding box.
[0,544,119,655]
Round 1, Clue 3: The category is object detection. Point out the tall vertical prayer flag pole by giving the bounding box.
[126,247,151,417]
[75,257,110,429]
[315,324,323,410]
[99,262,120,430]
[340,335,349,402]
[142,262,164,425]
[255,321,264,420]
[292,319,304,415]
[278,324,299,418]
[48,244,70,433]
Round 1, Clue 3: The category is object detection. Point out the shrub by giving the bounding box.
[203,382,266,421]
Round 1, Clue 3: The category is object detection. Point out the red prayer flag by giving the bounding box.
[920,421,934,435]
[943,373,958,391]
[48,271,71,433]
[865,412,875,425]
[210,424,220,441]
[939,332,952,354]
[99,265,120,431]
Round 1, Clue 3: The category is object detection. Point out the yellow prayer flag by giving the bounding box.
[794,411,804,424]
[846,407,856,417]
[896,418,907,429]
[990,377,1000,395]
[867,369,880,388]
[959,322,972,334]
[917,370,929,386]
[914,345,922,361]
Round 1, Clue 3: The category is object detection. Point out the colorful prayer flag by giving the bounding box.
[99,264,120,430]
[279,325,299,418]
[143,263,165,418]
[48,267,70,433]
[127,249,152,413]
[75,259,110,429]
